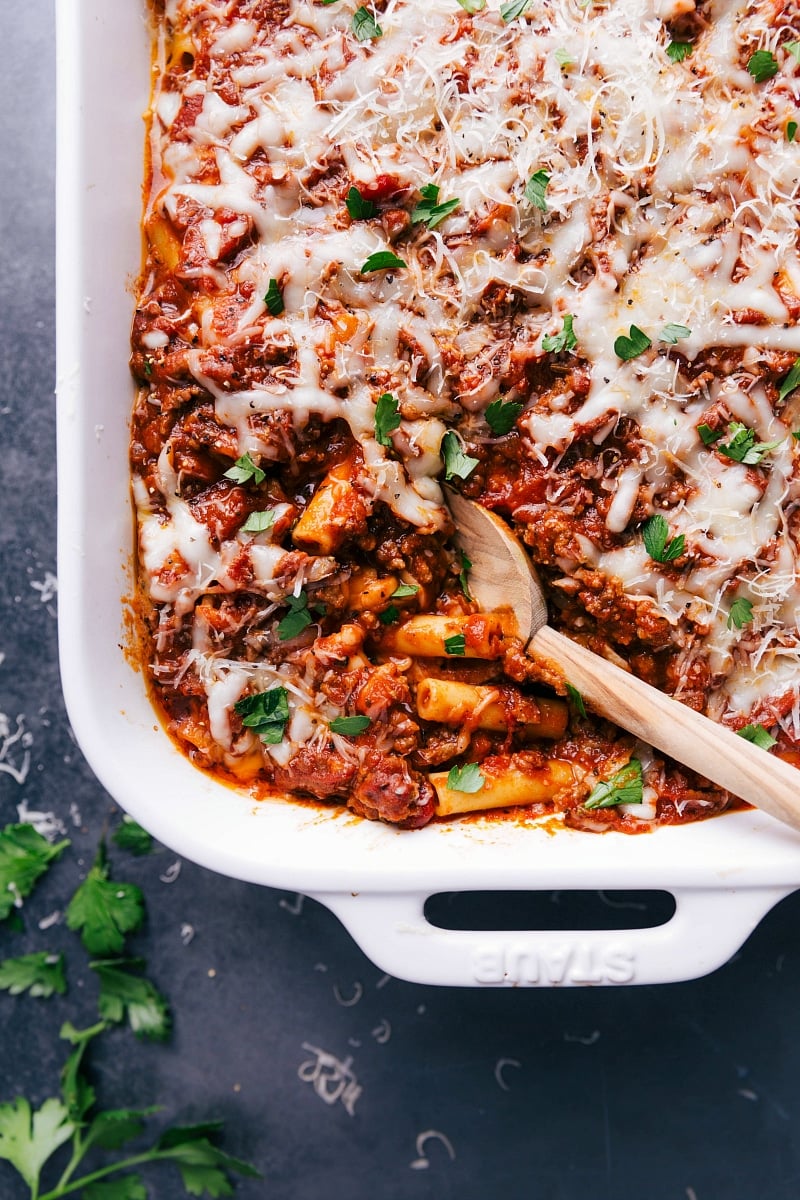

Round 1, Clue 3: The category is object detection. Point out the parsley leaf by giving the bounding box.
[614,325,652,360]
[65,844,145,957]
[747,49,779,82]
[330,716,371,735]
[485,397,523,436]
[351,6,382,40]
[788,119,798,142]
[223,452,265,486]
[375,391,401,447]
[660,323,691,344]
[235,686,290,743]
[412,183,461,229]
[60,1021,105,1122]
[379,604,400,624]
[642,513,685,563]
[112,816,153,857]
[0,1096,75,1190]
[360,250,406,273]
[778,358,800,402]
[787,41,800,64]
[441,430,479,481]
[391,583,419,599]
[278,591,316,641]
[446,763,485,793]
[264,278,284,316]
[554,48,574,67]
[241,508,276,534]
[737,723,777,750]
[83,1177,147,1199]
[666,40,693,62]
[457,0,486,10]
[727,597,754,630]
[542,313,577,353]
[0,951,66,998]
[37,963,66,1013]
[345,185,377,219]
[500,0,531,21]
[458,549,472,600]
[566,683,587,718]
[584,758,643,809]
[524,168,550,212]
[0,823,70,921]
[698,423,722,445]
[716,422,782,466]
[90,958,171,1041]
[156,1126,262,1196]
[444,633,466,656]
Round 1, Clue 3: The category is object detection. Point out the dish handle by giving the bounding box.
[310,886,792,987]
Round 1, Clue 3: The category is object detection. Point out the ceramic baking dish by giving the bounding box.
[55,0,800,988]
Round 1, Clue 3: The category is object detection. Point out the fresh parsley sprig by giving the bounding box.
[65,845,145,958]
[747,49,779,82]
[524,169,550,212]
[542,314,577,354]
[485,398,523,436]
[584,758,643,809]
[642,513,685,564]
[446,763,485,793]
[351,6,381,40]
[223,453,265,486]
[412,183,461,229]
[614,325,651,361]
[375,392,401,447]
[234,686,290,743]
[441,431,479,481]
[737,723,777,750]
[0,825,70,922]
[727,597,754,630]
[0,952,66,999]
[714,422,782,466]
[345,186,377,219]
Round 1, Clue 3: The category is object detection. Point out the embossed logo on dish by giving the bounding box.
[472,940,636,986]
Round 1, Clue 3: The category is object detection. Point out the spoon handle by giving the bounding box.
[530,624,800,832]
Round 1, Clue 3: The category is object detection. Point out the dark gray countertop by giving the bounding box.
[3,5,800,1199]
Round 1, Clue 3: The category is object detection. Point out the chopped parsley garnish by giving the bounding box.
[715,422,782,466]
[485,397,523,436]
[391,583,419,599]
[737,723,777,750]
[642,513,685,564]
[698,423,721,445]
[330,715,371,735]
[65,844,145,957]
[0,824,70,922]
[500,0,531,21]
[241,508,276,534]
[346,186,377,219]
[444,633,466,656]
[747,50,779,83]
[379,605,400,624]
[524,168,550,212]
[778,358,800,402]
[727,597,754,630]
[375,391,401,447]
[457,0,486,10]
[666,40,693,63]
[446,762,485,793]
[412,183,461,229]
[234,686,290,743]
[360,250,407,273]
[554,48,574,67]
[441,430,479,481]
[566,683,587,718]
[584,758,643,809]
[112,816,153,857]
[788,120,798,143]
[264,278,284,316]
[224,452,265,486]
[91,958,171,1041]
[660,323,691,344]
[614,325,652,361]
[458,549,473,600]
[542,313,577,353]
[787,41,800,64]
[0,952,66,999]
[143,357,153,378]
[277,591,314,641]
[351,6,382,40]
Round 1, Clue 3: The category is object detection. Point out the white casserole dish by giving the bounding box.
[55,0,800,988]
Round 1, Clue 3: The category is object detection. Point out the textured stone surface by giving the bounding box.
[3,5,800,1199]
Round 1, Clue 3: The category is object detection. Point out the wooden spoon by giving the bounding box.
[448,491,800,834]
